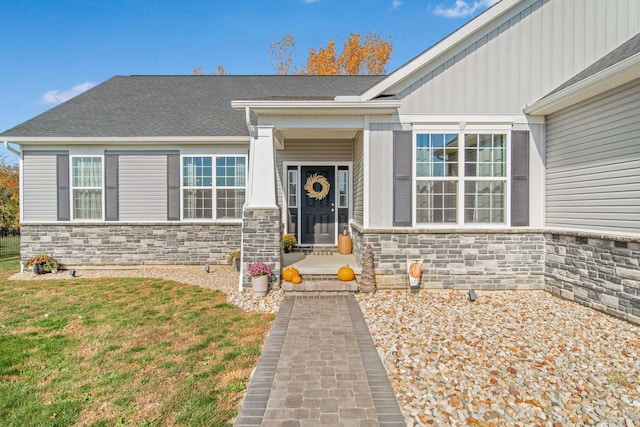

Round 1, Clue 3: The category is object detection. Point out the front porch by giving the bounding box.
[281,251,361,292]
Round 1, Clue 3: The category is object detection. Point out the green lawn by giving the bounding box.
[0,257,274,426]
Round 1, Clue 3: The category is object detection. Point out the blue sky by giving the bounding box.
[1,0,498,159]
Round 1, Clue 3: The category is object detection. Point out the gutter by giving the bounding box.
[4,141,20,156]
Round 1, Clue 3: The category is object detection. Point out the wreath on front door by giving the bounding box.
[304,174,330,200]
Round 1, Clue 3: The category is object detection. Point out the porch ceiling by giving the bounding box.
[277,128,359,140]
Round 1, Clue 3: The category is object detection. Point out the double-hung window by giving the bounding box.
[415,132,508,225]
[182,155,246,220]
[71,156,103,220]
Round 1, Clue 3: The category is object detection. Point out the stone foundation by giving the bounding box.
[351,224,545,290]
[242,207,282,291]
[20,223,241,266]
[545,230,640,325]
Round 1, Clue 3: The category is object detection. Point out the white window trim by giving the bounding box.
[214,154,247,220]
[180,154,246,222]
[70,154,105,221]
[412,128,511,228]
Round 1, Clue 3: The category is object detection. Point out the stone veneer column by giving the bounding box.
[242,207,282,290]
[241,125,282,291]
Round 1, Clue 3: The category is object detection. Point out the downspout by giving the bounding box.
[239,107,254,291]
[4,141,20,156]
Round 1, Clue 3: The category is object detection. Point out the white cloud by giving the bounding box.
[392,0,402,8]
[41,81,97,105]
[433,0,500,18]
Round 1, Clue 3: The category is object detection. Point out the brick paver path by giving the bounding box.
[235,294,405,426]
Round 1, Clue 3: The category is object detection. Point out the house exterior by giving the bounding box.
[2,0,639,323]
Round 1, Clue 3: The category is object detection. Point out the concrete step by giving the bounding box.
[281,279,358,292]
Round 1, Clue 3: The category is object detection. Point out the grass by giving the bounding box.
[0,257,274,426]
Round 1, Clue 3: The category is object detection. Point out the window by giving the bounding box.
[288,168,298,208]
[415,132,508,225]
[71,156,103,219]
[215,156,246,219]
[182,155,245,220]
[415,134,458,224]
[338,168,349,208]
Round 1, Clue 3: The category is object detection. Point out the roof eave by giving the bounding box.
[3,136,251,145]
[359,0,522,100]
[524,52,640,116]
[230,99,401,116]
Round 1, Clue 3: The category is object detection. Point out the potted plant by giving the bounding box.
[247,262,272,297]
[25,253,59,275]
[227,250,241,271]
[282,234,297,253]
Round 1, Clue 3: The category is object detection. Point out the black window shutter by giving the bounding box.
[105,154,119,221]
[393,130,413,226]
[511,130,529,226]
[56,153,70,221]
[167,154,180,220]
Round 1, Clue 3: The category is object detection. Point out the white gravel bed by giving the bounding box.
[13,268,640,425]
[10,265,284,314]
[357,289,640,426]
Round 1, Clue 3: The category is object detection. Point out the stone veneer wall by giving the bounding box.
[351,224,545,290]
[21,223,241,265]
[242,207,282,291]
[545,231,640,325]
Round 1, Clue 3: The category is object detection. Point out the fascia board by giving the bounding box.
[6,136,250,144]
[231,100,400,115]
[524,53,640,116]
[359,0,522,100]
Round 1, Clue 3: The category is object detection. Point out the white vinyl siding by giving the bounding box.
[353,131,364,224]
[22,153,58,222]
[368,125,395,228]
[118,155,168,221]
[396,0,640,115]
[546,80,640,235]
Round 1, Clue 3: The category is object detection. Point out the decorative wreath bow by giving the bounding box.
[304,174,330,200]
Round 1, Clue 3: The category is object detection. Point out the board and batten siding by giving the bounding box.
[22,153,59,222]
[546,79,640,235]
[118,155,168,221]
[396,0,640,115]
[353,131,364,225]
[367,124,397,228]
[275,139,354,210]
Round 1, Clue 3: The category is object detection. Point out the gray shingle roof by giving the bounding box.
[546,32,640,97]
[1,75,385,138]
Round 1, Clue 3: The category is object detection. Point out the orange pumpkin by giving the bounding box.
[282,267,300,282]
[292,274,303,284]
[409,262,422,279]
[337,265,355,281]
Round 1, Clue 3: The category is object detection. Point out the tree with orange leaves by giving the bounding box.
[0,154,19,231]
[270,31,392,75]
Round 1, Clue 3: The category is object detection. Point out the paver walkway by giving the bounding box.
[235,294,406,426]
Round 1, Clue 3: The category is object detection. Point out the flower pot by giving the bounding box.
[33,263,45,275]
[284,247,291,253]
[251,275,269,297]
